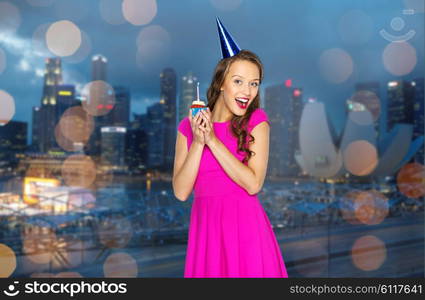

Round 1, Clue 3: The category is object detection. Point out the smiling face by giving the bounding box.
[219,59,260,116]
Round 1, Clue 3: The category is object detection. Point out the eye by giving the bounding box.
[251,82,259,87]
[234,79,243,85]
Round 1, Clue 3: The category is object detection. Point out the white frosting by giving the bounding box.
[191,100,206,106]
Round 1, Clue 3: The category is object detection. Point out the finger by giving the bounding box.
[201,110,211,123]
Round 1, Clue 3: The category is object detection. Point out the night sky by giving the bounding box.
[0,0,423,138]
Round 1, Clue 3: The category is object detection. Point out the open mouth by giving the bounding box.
[235,97,248,109]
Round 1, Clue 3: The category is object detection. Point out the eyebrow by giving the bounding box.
[231,75,260,81]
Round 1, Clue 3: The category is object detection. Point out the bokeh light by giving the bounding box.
[351,235,386,271]
[97,216,133,248]
[344,140,378,176]
[122,0,157,26]
[81,80,116,116]
[136,25,171,69]
[210,0,243,11]
[26,0,55,7]
[354,190,389,225]
[382,42,417,76]
[0,90,15,126]
[347,109,374,127]
[397,163,425,198]
[0,2,21,34]
[61,155,97,188]
[46,20,82,57]
[54,123,85,152]
[340,190,362,225]
[103,252,138,277]
[318,48,353,83]
[349,90,381,123]
[338,10,373,45]
[63,30,92,64]
[0,48,6,74]
[58,106,94,144]
[100,0,126,25]
[0,244,16,277]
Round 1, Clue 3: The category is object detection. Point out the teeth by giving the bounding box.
[236,98,248,103]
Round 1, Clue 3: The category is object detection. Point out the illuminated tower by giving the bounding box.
[92,54,107,81]
[36,57,63,153]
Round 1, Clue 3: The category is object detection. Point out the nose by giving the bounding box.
[241,83,251,97]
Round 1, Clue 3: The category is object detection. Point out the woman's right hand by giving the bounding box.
[189,109,205,146]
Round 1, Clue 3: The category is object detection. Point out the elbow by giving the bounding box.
[174,190,188,202]
[173,186,187,201]
[172,180,189,201]
[247,182,262,196]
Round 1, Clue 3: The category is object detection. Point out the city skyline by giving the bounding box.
[0,0,423,136]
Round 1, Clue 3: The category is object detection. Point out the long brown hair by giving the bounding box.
[206,50,264,164]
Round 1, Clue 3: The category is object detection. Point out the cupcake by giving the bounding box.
[191,82,207,117]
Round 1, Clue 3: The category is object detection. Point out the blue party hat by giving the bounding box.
[216,17,241,58]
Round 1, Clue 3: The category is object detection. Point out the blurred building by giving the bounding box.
[146,103,165,169]
[387,80,415,131]
[265,81,303,178]
[179,71,198,123]
[33,58,63,153]
[352,81,381,138]
[56,85,79,118]
[126,113,149,174]
[0,121,27,173]
[92,54,107,81]
[126,128,148,174]
[160,68,177,172]
[101,127,127,171]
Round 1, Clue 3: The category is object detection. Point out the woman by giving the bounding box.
[173,50,288,278]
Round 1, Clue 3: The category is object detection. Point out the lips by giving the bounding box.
[235,97,248,109]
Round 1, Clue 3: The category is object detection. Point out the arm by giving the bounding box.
[206,122,270,195]
[172,133,204,201]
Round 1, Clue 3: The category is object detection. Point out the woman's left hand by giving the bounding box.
[199,107,216,146]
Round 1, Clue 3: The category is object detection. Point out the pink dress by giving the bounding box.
[177,108,288,278]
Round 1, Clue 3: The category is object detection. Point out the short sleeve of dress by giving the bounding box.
[178,117,191,138]
[247,108,270,133]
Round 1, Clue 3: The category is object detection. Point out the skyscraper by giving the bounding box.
[35,58,63,153]
[265,82,303,178]
[92,54,107,81]
[101,126,126,170]
[56,84,79,118]
[109,86,130,127]
[160,68,177,171]
[0,121,27,172]
[86,54,111,156]
[179,72,198,123]
[387,80,415,132]
[146,102,165,169]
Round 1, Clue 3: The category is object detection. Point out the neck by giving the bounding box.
[211,97,232,123]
